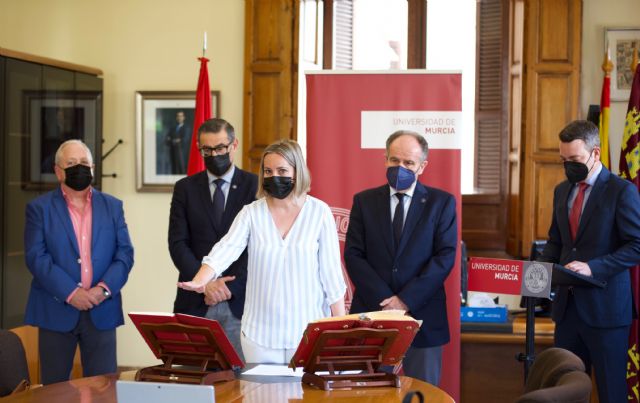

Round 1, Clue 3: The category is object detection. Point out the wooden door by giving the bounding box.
[243,0,300,173]
[507,0,582,257]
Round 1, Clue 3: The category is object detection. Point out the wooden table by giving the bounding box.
[3,371,454,403]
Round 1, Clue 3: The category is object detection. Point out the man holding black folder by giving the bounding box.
[539,120,640,403]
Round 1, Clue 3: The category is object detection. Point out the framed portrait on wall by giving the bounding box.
[605,27,640,101]
[23,90,102,190]
[135,90,220,192]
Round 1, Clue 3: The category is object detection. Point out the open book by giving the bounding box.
[289,310,421,370]
[129,312,243,370]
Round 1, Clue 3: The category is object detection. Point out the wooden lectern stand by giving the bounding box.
[290,311,420,391]
[129,313,244,386]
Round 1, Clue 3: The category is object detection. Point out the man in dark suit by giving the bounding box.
[539,120,640,403]
[344,130,457,386]
[169,118,257,360]
[24,139,134,384]
[165,111,191,174]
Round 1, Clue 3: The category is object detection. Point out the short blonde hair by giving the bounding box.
[257,139,311,198]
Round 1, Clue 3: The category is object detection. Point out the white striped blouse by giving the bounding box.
[202,196,346,349]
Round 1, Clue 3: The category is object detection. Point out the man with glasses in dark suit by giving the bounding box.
[169,118,257,360]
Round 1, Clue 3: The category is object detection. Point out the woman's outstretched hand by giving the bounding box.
[177,264,216,294]
[177,280,207,293]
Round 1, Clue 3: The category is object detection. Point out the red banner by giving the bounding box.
[306,72,461,400]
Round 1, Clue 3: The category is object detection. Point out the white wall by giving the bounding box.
[0,0,245,366]
[581,0,640,173]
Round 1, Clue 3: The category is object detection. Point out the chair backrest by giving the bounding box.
[515,347,591,403]
[0,330,30,396]
[516,371,592,403]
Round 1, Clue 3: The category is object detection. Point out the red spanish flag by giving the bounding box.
[621,61,640,402]
[186,57,212,176]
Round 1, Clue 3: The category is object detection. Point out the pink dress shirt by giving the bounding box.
[63,188,110,303]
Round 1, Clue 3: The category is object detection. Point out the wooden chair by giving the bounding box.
[10,325,83,386]
[0,329,30,396]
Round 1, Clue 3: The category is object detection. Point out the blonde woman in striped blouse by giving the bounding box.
[179,139,346,364]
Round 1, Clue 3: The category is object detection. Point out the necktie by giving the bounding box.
[393,193,406,247]
[212,178,225,227]
[569,183,589,240]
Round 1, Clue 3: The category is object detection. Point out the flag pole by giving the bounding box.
[599,48,612,169]
[203,31,207,58]
[186,34,212,176]
[632,41,638,74]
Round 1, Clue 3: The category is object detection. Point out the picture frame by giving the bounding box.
[135,90,220,192]
[605,27,640,101]
[23,90,102,190]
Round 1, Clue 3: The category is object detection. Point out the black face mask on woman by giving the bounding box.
[263,176,294,199]
[64,164,93,191]
[563,151,593,184]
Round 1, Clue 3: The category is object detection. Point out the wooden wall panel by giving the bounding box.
[243,0,299,173]
[462,195,506,250]
[253,74,280,146]
[534,163,565,239]
[537,75,571,151]
[255,2,282,60]
[539,0,570,62]
[506,0,524,255]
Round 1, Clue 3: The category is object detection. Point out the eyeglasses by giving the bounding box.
[199,142,232,157]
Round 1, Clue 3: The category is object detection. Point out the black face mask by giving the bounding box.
[563,152,593,184]
[263,176,294,199]
[205,154,232,177]
[64,164,93,191]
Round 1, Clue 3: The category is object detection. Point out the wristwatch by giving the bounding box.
[99,286,111,299]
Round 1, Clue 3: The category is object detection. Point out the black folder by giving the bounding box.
[551,264,606,288]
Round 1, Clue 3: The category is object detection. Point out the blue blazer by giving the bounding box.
[344,182,458,348]
[169,168,257,319]
[24,188,134,332]
[541,167,640,328]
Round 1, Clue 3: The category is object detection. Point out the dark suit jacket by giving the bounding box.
[24,188,134,332]
[344,182,458,348]
[169,168,258,319]
[540,167,640,328]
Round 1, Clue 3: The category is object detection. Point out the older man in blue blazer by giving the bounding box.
[539,120,640,403]
[24,139,134,384]
[344,130,457,386]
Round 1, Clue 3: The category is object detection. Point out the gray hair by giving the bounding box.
[558,120,600,151]
[54,139,94,166]
[385,130,429,161]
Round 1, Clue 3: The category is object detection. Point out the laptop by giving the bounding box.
[116,380,215,403]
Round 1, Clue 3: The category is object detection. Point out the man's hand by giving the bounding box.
[88,287,107,305]
[565,260,592,277]
[69,288,99,311]
[204,276,236,306]
[379,295,408,312]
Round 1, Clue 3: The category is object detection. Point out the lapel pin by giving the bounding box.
[232,184,237,189]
